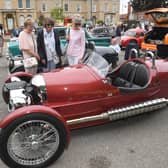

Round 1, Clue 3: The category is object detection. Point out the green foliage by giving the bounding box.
[131,0,168,12]
[38,14,45,26]
[96,20,104,26]
[50,7,64,22]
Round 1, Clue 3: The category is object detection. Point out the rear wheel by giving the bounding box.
[0,113,68,168]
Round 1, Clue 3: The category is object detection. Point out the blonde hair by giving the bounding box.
[24,18,34,28]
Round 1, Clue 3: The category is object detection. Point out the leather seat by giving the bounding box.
[132,64,149,88]
[113,62,136,87]
[113,62,149,91]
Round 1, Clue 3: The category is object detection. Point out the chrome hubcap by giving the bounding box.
[7,120,60,166]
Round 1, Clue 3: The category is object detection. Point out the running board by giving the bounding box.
[67,98,168,125]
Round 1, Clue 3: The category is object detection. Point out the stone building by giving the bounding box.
[0,0,120,33]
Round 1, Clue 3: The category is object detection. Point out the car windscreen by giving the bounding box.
[124,31,136,37]
[85,51,110,78]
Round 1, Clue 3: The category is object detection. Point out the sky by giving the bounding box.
[120,0,130,14]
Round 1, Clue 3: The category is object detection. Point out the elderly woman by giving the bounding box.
[66,16,85,65]
[37,17,62,72]
[18,18,40,74]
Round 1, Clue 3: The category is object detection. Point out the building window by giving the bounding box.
[104,3,108,12]
[112,5,115,13]
[19,15,25,26]
[76,4,81,12]
[26,0,31,8]
[6,0,11,9]
[41,3,47,12]
[64,4,68,12]
[18,0,23,8]
[92,4,96,12]
[27,15,32,18]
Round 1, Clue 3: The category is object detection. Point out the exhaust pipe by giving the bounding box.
[67,98,168,125]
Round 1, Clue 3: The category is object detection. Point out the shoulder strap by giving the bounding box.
[67,27,70,36]
[31,34,36,52]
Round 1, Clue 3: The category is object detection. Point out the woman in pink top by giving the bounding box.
[19,18,40,74]
[66,16,85,65]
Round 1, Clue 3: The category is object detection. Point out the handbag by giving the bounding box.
[61,44,69,66]
[23,57,38,68]
[61,28,71,66]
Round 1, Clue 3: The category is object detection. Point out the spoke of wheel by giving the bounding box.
[37,128,55,141]
[40,132,57,142]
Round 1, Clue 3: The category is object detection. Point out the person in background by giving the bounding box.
[37,17,62,72]
[12,26,21,37]
[110,38,121,56]
[109,38,121,68]
[66,16,85,65]
[19,18,40,74]
[0,24,3,36]
[115,22,122,43]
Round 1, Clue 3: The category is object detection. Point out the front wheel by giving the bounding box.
[0,113,68,168]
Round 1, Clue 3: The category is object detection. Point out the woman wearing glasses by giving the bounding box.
[37,17,62,72]
[66,16,85,65]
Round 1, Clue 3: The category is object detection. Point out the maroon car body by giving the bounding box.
[0,51,168,168]
[120,28,145,48]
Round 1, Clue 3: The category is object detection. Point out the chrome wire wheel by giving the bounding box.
[7,120,60,166]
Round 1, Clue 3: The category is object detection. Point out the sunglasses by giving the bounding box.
[45,24,54,27]
[75,23,81,26]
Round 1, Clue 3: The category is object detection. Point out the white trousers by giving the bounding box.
[67,55,79,66]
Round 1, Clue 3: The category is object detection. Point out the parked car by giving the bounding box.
[141,8,168,51]
[54,26,111,47]
[1,47,168,168]
[120,28,145,48]
[90,26,116,38]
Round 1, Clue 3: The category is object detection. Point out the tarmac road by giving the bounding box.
[0,47,168,168]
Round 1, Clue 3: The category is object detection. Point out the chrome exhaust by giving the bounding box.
[67,98,168,126]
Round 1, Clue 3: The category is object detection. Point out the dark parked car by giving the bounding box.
[90,26,116,38]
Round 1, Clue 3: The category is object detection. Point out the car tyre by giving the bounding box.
[0,113,67,168]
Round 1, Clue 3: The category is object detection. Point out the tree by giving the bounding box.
[38,14,45,26]
[130,0,168,12]
[50,7,64,24]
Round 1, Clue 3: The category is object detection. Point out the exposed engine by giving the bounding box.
[3,75,47,112]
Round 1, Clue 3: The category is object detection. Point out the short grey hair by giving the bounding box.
[72,16,82,24]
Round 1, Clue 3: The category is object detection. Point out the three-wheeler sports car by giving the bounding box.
[1,47,168,168]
